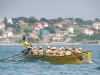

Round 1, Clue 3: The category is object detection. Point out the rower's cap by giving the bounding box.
[61,47,64,50]
[59,48,62,50]
[47,46,50,48]
[54,47,57,49]
[78,48,82,50]
[40,46,42,48]
[52,47,55,50]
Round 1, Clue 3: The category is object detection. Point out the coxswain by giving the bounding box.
[23,37,33,52]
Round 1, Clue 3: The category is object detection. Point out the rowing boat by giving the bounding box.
[22,50,91,64]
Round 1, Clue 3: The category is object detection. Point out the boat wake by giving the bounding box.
[90,60,94,63]
[89,60,98,63]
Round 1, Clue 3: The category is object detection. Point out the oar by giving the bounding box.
[5,55,24,61]
[9,55,25,62]
[4,53,22,61]
[0,53,21,62]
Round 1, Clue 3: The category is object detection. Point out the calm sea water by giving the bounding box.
[0,44,100,75]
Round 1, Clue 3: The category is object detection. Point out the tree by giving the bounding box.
[87,20,94,25]
[74,18,83,24]
[24,29,32,32]
[40,18,48,22]
[74,29,79,34]
[65,18,68,20]
[44,27,56,33]
[28,37,39,43]
[65,18,73,20]
[56,17,64,22]
[12,18,19,24]
[0,30,3,36]
[12,28,16,35]
[50,27,56,33]
[16,25,20,29]
[6,23,16,28]
[4,17,8,29]
[95,18,99,21]
[28,17,38,23]
[16,29,20,34]
[12,25,20,35]
[16,17,29,23]
[48,19,56,25]
[35,38,39,43]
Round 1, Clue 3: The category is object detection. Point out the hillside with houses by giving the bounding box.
[0,17,100,45]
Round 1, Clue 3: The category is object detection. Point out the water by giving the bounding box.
[0,44,100,75]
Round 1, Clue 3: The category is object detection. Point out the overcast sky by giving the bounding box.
[0,0,100,20]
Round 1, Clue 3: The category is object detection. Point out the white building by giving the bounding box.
[52,36,63,41]
[7,19,13,24]
[53,23,62,28]
[3,32,14,37]
[73,22,77,24]
[67,27,74,33]
[42,22,48,27]
[82,28,94,35]
[92,22,100,30]
[0,21,5,29]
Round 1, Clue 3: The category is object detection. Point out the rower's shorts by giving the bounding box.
[27,47,32,51]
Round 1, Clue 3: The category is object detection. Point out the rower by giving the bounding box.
[58,48,65,56]
[32,46,38,55]
[46,46,51,52]
[51,47,57,56]
[45,46,51,56]
[31,46,37,53]
[38,46,44,56]
[77,48,82,53]
[65,48,72,55]
[71,44,78,54]
[47,46,50,49]
[22,37,33,53]
[61,47,64,51]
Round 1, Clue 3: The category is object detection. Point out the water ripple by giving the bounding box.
[0,45,100,75]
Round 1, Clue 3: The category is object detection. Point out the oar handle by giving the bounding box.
[30,42,32,47]
[28,40,32,47]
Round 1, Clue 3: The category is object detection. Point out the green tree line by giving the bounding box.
[73,33,100,41]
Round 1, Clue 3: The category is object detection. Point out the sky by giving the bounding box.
[0,0,100,20]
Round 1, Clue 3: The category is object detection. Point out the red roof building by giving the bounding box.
[29,33,37,39]
[33,25,40,31]
[0,21,5,29]
[34,22,43,29]
[18,20,28,25]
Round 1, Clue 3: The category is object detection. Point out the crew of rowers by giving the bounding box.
[30,44,82,56]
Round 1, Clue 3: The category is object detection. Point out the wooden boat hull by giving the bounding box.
[23,51,91,64]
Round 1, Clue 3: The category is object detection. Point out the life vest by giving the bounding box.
[34,51,38,55]
[59,54,64,56]
[52,53,57,56]
[65,51,71,55]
